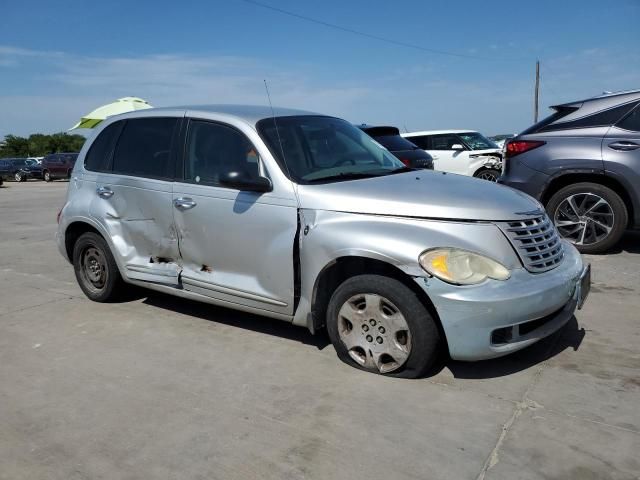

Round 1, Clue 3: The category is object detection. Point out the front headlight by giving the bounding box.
[419,248,510,285]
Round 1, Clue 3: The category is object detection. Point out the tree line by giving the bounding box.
[0,133,86,158]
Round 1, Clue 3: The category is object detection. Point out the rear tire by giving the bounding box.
[73,232,124,302]
[14,172,22,182]
[546,182,627,254]
[43,170,52,182]
[326,274,440,378]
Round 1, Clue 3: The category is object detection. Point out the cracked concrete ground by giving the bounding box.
[1,181,639,480]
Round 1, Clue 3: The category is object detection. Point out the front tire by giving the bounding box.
[326,274,440,378]
[547,182,628,254]
[14,172,23,182]
[474,168,501,182]
[73,232,124,302]
[43,170,52,182]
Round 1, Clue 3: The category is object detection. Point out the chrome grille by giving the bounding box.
[499,215,564,273]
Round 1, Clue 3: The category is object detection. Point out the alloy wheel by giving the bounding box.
[14,172,22,182]
[554,193,615,246]
[476,170,499,182]
[337,293,411,374]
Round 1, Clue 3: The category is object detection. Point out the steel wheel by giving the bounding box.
[337,293,412,374]
[79,246,108,294]
[475,169,500,182]
[554,192,615,246]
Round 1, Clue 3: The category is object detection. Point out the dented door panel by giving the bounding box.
[173,182,298,315]
[89,173,181,284]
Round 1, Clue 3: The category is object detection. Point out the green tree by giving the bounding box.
[1,133,86,157]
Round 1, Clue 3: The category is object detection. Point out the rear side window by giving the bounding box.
[430,134,462,150]
[85,122,124,172]
[184,120,260,186]
[112,118,178,179]
[538,102,639,133]
[616,105,640,132]
[406,135,430,149]
[371,135,418,151]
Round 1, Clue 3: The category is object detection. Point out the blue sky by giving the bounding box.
[1,0,639,137]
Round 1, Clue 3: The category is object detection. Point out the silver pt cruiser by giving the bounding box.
[57,105,590,378]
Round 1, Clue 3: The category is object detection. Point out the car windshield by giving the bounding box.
[458,132,498,150]
[257,116,404,183]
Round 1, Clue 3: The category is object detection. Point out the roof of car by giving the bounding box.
[146,104,322,124]
[401,130,477,136]
[552,89,640,110]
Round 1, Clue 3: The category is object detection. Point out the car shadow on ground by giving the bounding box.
[141,290,586,379]
[597,230,640,255]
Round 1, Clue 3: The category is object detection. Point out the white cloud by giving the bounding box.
[1,45,639,137]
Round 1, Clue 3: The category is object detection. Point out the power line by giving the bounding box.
[240,0,527,62]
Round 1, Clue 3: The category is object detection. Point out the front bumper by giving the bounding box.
[417,240,586,360]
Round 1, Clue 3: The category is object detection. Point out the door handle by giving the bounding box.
[608,141,640,151]
[173,197,197,210]
[96,186,114,199]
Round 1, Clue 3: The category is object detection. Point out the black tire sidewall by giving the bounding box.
[326,274,440,378]
[546,182,628,254]
[72,232,123,302]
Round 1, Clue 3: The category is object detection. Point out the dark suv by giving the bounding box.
[42,153,79,182]
[358,125,434,169]
[500,90,640,253]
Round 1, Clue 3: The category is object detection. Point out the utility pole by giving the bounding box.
[534,60,540,123]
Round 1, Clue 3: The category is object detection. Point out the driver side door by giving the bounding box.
[172,119,298,316]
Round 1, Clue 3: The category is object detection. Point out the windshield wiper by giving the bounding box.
[305,172,384,183]
[387,166,416,174]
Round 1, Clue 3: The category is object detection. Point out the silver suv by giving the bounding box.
[57,105,590,377]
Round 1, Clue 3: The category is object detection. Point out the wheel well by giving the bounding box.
[541,173,634,226]
[311,256,448,350]
[64,222,101,260]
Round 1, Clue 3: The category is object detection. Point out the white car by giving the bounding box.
[401,130,503,181]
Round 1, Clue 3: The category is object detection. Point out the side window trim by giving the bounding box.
[615,104,640,133]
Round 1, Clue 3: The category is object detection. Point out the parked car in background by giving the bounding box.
[24,158,44,179]
[500,89,640,254]
[27,157,44,164]
[0,159,10,186]
[358,125,434,169]
[57,105,589,378]
[489,134,516,148]
[402,130,502,181]
[42,153,79,182]
[0,158,32,182]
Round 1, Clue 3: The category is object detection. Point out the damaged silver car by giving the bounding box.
[57,105,590,377]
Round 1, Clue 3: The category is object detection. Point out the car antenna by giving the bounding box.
[263,79,308,229]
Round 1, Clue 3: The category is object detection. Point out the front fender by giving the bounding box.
[292,209,521,328]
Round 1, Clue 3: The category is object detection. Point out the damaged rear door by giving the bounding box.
[90,116,182,285]
[172,119,298,316]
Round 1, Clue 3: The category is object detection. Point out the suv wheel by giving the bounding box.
[547,182,628,254]
[474,168,501,182]
[14,172,23,182]
[326,274,440,378]
[73,232,124,302]
[43,170,52,182]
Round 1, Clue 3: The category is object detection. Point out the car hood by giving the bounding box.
[297,170,542,221]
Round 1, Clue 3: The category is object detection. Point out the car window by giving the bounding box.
[85,121,124,172]
[457,132,498,150]
[112,117,178,179]
[258,116,402,183]
[616,105,640,132]
[371,135,418,151]
[430,134,461,150]
[405,135,430,150]
[184,120,261,186]
[539,101,640,132]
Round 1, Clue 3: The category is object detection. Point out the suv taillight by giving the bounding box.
[505,140,545,158]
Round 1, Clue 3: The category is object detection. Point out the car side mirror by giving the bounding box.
[451,144,465,151]
[219,171,273,193]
